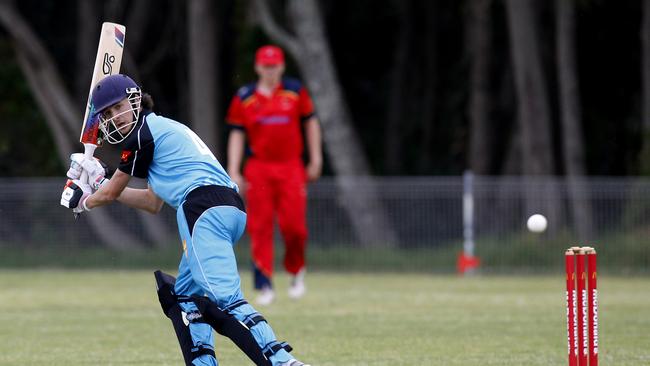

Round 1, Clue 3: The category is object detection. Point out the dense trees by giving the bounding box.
[0,0,646,178]
[641,0,650,174]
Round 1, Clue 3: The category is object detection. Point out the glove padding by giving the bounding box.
[90,174,110,191]
[84,158,109,190]
[157,283,177,317]
[60,179,92,213]
[66,153,111,190]
[66,153,84,180]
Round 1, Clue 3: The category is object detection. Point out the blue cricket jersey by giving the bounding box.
[117,111,237,209]
[118,112,292,364]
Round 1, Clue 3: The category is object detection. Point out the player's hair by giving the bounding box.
[142,93,154,110]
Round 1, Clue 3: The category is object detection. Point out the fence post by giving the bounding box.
[458,170,481,274]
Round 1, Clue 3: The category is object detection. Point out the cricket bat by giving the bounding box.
[78,22,126,169]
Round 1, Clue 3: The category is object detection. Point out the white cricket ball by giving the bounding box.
[527,214,547,233]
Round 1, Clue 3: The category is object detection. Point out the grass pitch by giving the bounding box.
[0,270,648,365]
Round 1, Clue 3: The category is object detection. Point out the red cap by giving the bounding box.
[255,45,285,65]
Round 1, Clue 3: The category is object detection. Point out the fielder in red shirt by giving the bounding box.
[226,45,323,305]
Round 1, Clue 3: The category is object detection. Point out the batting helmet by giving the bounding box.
[91,74,142,144]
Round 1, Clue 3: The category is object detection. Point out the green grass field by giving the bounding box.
[0,270,648,365]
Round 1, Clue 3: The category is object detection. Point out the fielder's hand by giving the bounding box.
[60,179,92,213]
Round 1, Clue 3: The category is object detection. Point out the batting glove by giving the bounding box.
[84,159,110,191]
[66,153,84,180]
[60,179,92,213]
[68,154,111,191]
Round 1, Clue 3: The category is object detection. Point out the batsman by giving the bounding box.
[60,74,310,366]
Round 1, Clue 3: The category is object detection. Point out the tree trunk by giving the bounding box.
[253,0,398,247]
[76,1,100,101]
[506,0,554,175]
[640,0,650,175]
[466,0,492,174]
[138,210,173,248]
[0,1,146,250]
[187,0,220,154]
[502,127,522,175]
[417,1,437,174]
[505,0,560,227]
[556,0,593,241]
[497,58,518,175]
[120,0,154,81]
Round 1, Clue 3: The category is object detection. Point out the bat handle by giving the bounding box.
[73,143,98,218]
[82,143,97,160]
[79,143,98,185]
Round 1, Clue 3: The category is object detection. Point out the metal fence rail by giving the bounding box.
[1,176,648,273]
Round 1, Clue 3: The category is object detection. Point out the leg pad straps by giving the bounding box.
[221,298,294,360]
[155,270,271,366]
[263,341,294,359]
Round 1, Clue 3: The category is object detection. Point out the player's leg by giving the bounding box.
[244,160,276,303]
[156,269,271,366]
[175,205,275,366]
[189,294,271,365]
[163,254,217,366]
[187,205,305,366]
[276,162,308,298]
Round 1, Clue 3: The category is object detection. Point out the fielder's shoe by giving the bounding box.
[255,286,275,306]
[280,359,311,366]
[288,268,306,299]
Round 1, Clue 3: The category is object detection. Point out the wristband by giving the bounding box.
[82,197,93,211]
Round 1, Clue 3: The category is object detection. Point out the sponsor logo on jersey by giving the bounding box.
[120,150,132,163]
[257,115,290,125]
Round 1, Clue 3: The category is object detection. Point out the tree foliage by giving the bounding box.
[0,0,646,177]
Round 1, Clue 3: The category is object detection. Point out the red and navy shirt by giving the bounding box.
[226,78,315,162]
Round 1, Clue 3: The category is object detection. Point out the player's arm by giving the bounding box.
[227,129,245,175]
[225,93,247,189]
[85,169,163,214]
[227,128,246,191]
[117,186,164,214]
[304,116,323,181]
[84,169,131,209]
[299,85,322,181]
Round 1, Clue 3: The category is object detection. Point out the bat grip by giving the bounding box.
[79,143,98,185]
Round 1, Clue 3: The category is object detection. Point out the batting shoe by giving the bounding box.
[288,268,306,299]
[280,359,311,366]
[255,286,275,306]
